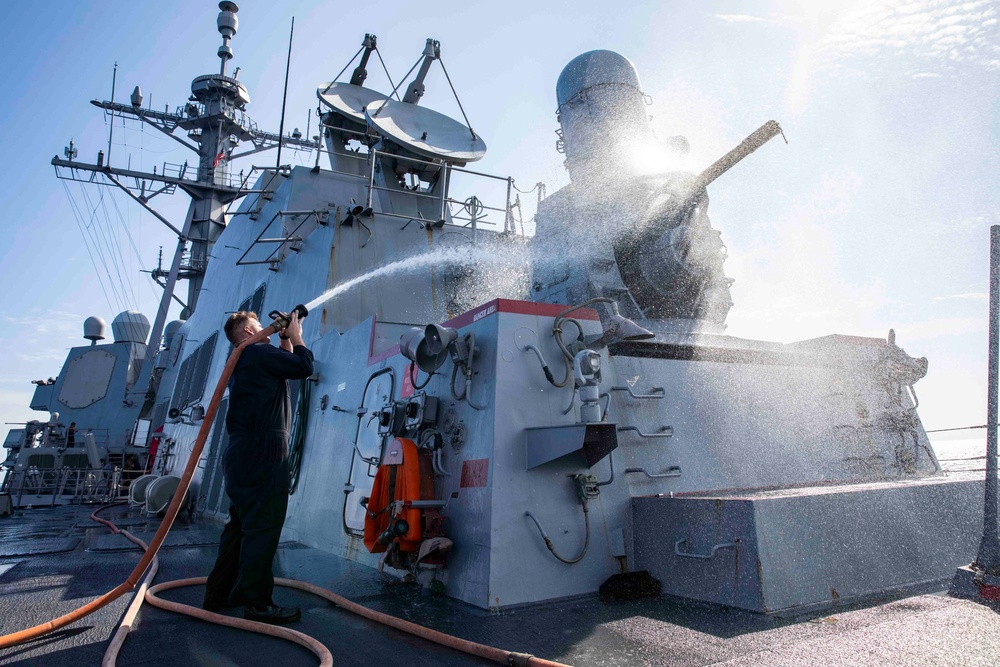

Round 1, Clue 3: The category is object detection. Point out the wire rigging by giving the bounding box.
[97,191,138,308]
[107,187,158,302]
[374,47,401,101]
[78,183,129,314]
[63,181,116,313]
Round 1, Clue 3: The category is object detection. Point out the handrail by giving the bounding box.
[618,425,673,439]
[674,538,738,560]
[610,386,666,400]
[624,466,682,480]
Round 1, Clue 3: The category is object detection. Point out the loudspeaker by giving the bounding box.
[399,325,454,373]
[423,324,457,356]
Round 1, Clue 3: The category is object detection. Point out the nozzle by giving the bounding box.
[267,304,309,331]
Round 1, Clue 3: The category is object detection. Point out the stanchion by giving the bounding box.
[950,224,1000,601]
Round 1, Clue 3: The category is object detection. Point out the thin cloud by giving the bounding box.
[933,292,988,302]
[890,316,984,342]
[818,0,1000,75]
[1,310,86,337]
[712,14,767,24]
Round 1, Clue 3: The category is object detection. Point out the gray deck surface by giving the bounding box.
[1,503,998,667]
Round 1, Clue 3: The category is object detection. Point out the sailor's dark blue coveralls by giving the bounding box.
[205,341,314,607]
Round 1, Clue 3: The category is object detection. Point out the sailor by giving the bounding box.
[203,309,314,624]
[66,423,77,448]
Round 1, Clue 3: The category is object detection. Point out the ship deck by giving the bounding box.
[1,502,998,667]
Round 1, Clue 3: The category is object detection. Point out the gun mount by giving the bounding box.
[614,121,785,325]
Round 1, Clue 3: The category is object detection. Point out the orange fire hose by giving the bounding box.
[0,321,574,666]
[0,324,275,650]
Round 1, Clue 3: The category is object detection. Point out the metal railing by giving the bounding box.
[363,149,517,236]
[1,466,130,507]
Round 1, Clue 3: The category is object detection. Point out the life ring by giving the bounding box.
[364,438,423,553]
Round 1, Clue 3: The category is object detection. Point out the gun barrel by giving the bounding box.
[679,120,784,210]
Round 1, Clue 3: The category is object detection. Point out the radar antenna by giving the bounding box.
[217,1,239,76]
[50,1,319,414]
[365,39,487,165]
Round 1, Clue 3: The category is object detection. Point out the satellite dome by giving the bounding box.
[556,50,643,108]
[111,311,151,344]
[83,316,107,343]
[162,320,185,350]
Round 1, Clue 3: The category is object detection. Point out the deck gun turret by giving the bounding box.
[614,120,785,326]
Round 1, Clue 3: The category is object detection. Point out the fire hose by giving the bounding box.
[0,306,573,667]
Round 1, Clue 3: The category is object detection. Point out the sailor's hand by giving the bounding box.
[286,310,304,345]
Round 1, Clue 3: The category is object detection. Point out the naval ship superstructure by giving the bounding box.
[1,2,983,616]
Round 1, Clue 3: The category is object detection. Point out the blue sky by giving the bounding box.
[0,0,997,436]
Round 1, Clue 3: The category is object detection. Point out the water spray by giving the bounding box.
[302,244,533,313]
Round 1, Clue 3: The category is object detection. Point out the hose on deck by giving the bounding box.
[1,322,574,667]
[0,324,275,650]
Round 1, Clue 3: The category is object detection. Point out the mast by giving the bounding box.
[51,1,319,416]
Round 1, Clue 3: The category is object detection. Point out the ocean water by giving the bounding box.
[931,436,989,474]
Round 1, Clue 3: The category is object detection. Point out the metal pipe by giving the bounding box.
[596,450,615,486]
[505,177,513,233]
[125,206,193,409]
[275,17,295,170]
[447,165,514,181]
[976,224,1000,574]
[107,62,117,167]
[365,152,377,209]
[447,200,507,214]
[463,333,487,410]
[439,163,449,221]
[471,197,479,245]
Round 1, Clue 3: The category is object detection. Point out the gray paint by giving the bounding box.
[633,478,984,613]
[14,27,981,616]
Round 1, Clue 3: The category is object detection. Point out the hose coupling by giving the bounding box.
[507,652,534,667]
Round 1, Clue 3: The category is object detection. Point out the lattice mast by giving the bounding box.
[50,1,317,414]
